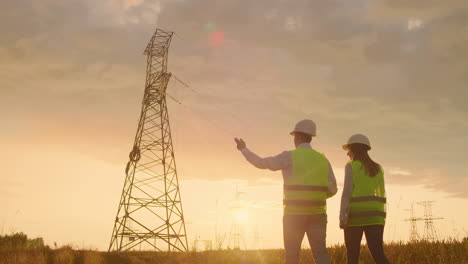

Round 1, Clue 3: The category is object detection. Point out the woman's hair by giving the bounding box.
[349,143,381,177]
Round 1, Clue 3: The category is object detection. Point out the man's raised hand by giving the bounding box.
[234,138,246,150]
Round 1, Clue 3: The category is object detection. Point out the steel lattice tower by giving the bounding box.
[404,204,420,241]
[405,201,443,242]
[417,201,443,241]
[109,28,188,252]
[228,188,246,250]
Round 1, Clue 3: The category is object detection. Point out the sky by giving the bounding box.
[1,0,467,250]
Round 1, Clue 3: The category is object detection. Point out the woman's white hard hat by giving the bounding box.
[343,134,371,150]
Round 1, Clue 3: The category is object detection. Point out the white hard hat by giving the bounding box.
[343,134,371,150]
[290,119,316,137]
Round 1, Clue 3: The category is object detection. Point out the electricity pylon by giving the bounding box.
[228,187,247,249]
[405,201,443,242]
[417,201,443,241]
[109,28,188,252]
[228,220,242,250]
[251,225,263,250]
[404,203,420,241]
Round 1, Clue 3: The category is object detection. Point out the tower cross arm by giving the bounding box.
[144,29,174,55]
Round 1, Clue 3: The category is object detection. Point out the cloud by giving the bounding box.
[156,0,468,197]
[84,0,162,25]
[407,18,424,31]
[0,179,24,198]
[254,177,282,186]
[229,199,282,211]
[1,0,467,198]
[388,168,412,177]
[124,0,145,9]
[366,0,468,23]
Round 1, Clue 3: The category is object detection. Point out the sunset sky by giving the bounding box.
[1,0,467,250]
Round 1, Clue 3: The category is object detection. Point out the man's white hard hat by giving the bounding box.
[290,119,317,137]
[343,134,371,150]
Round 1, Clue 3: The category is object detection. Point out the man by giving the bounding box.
[234,119,337,264]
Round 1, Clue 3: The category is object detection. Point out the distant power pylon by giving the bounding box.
[404,203,420,241]
[228,222,243,250]
[405,201,443,242]
[214,199,227,250]
[228,187,247,249]
[193,237,213,251]
[251,225,263,250]
[417,201,443,241]
[108,28,188,252]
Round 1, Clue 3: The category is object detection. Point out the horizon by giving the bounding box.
[1,0,467,252]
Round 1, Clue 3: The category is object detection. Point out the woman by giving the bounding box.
[339,134,390,264]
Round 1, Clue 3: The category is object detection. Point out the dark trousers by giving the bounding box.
[283,214,330,264]
[344,225,390,264]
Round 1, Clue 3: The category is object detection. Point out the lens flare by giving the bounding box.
[209,30,225,47]
[204,22,216,33]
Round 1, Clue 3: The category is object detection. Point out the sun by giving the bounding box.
[233,209,249,225]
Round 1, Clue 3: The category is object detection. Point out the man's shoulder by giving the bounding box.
[292,148,330,162]
[277,150,293,157]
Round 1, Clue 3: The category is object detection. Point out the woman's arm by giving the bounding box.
[339,163,353,228]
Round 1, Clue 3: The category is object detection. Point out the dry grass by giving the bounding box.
[0,240,466,264]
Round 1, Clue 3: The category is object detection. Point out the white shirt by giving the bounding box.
[339,163,353,223]
[240,143,338,198]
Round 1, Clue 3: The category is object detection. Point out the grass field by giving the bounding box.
[1,239,467,264]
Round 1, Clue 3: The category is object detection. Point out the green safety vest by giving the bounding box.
[347,160,386,226]
[283,148,329,215]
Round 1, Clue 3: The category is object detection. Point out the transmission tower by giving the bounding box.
[417,201,443,241]
[228,187,247,249]
[109,28,188,252]
[251,225,263,250]
[228,221,242,250]
[193,237,213,251]
[404,203,420,241]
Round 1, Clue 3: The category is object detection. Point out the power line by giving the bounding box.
[169,73,258,138]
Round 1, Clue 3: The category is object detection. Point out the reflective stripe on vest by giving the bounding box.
[283,200,326,206]
[350,196,387,203]
[283,148,329,215]
[348,160,386,226]
[284,185,328,192]
[349,211,387,218]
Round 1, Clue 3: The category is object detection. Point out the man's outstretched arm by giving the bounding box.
[234,138,289,171]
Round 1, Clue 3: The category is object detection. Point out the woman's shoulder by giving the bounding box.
[378,164,384,175]
[348,160,362,167]
[345,162,353,176]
